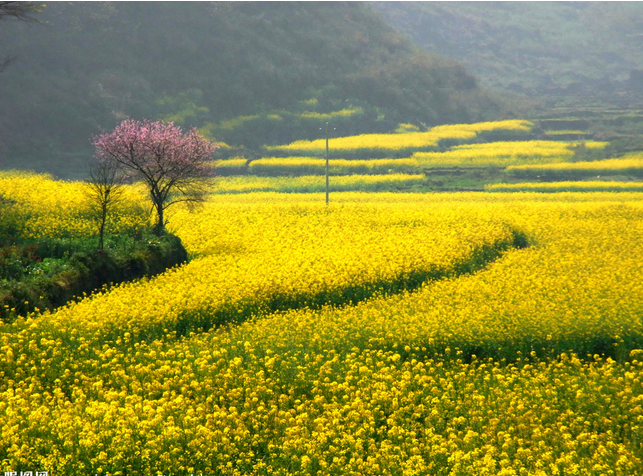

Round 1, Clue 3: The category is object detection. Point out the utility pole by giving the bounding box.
[323,122,335,205]
[325,122,330,205]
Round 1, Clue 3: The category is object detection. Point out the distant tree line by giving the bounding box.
[0,2,504,178]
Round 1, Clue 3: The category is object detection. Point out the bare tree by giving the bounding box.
[86,159,125,250]
[0,1,43,72]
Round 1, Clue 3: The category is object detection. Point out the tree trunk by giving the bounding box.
[153,199,165,235]
[98,202,107,250]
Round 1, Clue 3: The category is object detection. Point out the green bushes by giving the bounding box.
[0,233,188,322]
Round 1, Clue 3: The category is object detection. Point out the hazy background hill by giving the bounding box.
[0,1,503,178]
[372,2,643,109]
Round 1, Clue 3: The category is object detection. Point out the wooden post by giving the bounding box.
[325,122,330,205]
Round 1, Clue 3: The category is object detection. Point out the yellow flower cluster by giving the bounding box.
[267,120,533,153]
[34,201,513,350]
[428,119,534,135]
[214,158,248,169]
[507,154,643,177]
[210,174,426,194]
[412,141,608,168]
[395,123,421,133]
[0,171,148,239]
[299,107,363,120]
[4,338,640,475]
[486,181,643,193]
[248,157,419,175]
[1,175,643,475]
[543,130,587,135]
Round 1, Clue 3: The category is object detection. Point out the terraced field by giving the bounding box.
[217,118,631,194]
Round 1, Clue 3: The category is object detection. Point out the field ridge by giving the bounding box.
[171,228,530,339]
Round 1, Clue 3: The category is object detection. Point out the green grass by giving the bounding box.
[0,233,188,322]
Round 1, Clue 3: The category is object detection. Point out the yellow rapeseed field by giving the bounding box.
[214,158,249,174]
[0,171,148,238]
[267,120,533,154]
[507,153,643,178]
[0,172,642,475]
[211,174,426,193]
[247,158,419,175]
[412,141,608,168]
[299,107,363,120]
[486,181,643,193]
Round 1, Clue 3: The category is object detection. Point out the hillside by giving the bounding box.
[0,2,502,179]
[372,2,643,109]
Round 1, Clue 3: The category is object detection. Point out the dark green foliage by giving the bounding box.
[0,2,500,178]
[569,142,608,162]
[0,198,27,243]
[372,2,643,109]
[539,119,590,130]
[474,129,538,144]
[594,135,643,158]
[0,233,188,323]
[203,106,380,151]
[0,243,40,280]
[422,167,509,192]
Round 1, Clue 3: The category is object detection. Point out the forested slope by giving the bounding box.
[0,2,502,178]
[373,2,643,107]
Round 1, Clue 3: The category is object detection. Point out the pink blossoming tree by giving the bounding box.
[93,119,218,234]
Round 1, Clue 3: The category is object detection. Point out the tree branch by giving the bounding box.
[0,2,43,22]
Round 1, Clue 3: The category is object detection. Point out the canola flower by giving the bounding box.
[210,174,426,194]
[5,200,515,352]
[3,336,641,475]
[395,123,421,133]
[0,174,643,475]
[202,189,643,205]
[267,120,533,154]
[507,154,643,178]
[213,158,249,174]
[412,140,608,168]
[428,120,534,135]
[0,171,149,239]
[486,181,643,193]
[298,106,363,120]
[247,158,419,176]
[543,130,587,135]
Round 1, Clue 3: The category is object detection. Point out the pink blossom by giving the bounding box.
[93,119,218,233]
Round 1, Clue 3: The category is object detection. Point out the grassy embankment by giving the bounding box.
[0,172,187,321]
